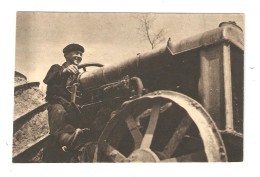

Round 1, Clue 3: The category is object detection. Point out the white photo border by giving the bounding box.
[0,0,259,177]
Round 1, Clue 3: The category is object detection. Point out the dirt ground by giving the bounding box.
[13,110,49,156]
[14,87,46,120]
[13,74,49,160]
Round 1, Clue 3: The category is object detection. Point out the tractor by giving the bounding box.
[13,21,243,162]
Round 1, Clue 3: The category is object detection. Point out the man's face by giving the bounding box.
[65,50,83,65]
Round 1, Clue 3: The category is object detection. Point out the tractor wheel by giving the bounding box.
[93,90,228,162]
[13,71,49,163]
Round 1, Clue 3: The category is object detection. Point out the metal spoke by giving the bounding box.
[124,113,143,149]
[103,142,130,162]
[160,151,206,162]
[140,103,161,149]
[162,113,192,157]
[136,102,172,121]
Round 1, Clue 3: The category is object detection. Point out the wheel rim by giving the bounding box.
[93,90,228,162]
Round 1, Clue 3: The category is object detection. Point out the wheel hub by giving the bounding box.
[128,148,160,162]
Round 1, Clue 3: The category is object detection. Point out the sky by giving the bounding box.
[15,12,244,89]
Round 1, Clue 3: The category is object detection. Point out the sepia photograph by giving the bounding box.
[13,12,244,163]
[2,0,260,177]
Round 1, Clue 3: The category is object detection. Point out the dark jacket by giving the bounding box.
[43,62,75,102]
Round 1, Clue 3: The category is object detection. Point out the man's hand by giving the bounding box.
[63,64,79,74]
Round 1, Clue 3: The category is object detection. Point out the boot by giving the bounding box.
[59,128,90,151]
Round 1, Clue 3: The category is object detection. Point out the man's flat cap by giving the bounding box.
[63,43,85,54]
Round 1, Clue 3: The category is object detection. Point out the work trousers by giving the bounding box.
[47,103,76,137]
[43,103,77,162]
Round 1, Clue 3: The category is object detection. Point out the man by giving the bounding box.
[43,43,89,162]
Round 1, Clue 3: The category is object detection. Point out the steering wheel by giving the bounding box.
[66,63,104,102]
[78,63,104,72]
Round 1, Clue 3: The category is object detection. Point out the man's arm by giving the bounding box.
[43,64,66,84]
[63,65,79,75]
[44,63,80,84]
